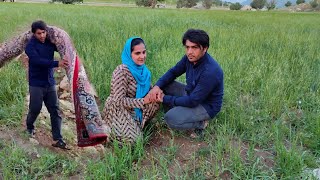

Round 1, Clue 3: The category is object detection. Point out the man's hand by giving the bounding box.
[58,59,69,68]
[148,86,163,102]
[144,91,164,104]
[156,92,164,102]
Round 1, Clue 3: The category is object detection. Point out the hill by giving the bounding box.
[241,0,312,8]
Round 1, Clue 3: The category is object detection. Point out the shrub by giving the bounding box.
[310,0,318,8]
[52,0,83,4]
[230,2,242,10]
[176,0,185,8]
[285,1,292,6]
[213,0,222,6]
[136,0,159,7]
[296,0,305,5]
[176,0,198,8]
[266,0,276,10]
[202,0,213,9]
[250,0,266,9]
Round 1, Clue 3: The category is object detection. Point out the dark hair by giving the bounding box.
[31,20,47,33]
[131,38,145,52]
[182,29,209,49]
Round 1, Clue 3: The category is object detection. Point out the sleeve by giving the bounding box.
[25,43,59,68]
[111,66,145,109]
[141,102,160,128]
[163,70,217,108]
[155,56,187,89]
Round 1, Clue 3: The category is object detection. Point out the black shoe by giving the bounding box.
[26,129,35,138]
[190,120,208,139]
[52,140,70,150]
[190,129,204,139]
[194,129,204,136]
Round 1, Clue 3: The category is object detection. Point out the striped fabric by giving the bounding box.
[0,31,32,68]
[102,64,160,143]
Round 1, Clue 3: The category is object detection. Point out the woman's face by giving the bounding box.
[131,43,146,66]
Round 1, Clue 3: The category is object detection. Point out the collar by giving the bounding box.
[32,35,48,44]
[192,52,207,68]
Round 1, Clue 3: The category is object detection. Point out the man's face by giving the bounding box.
[34,29,47,43]
[184,40,207,64]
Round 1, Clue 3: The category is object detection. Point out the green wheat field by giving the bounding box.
[0,3,319,179]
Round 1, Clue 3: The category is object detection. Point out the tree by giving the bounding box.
[136,0,150,7]
[52,0,83,4]
[285,1,292,6]
[230,2,242,9]
[185,0,198,7]
[176,0,198,8]
[213,0,222,6]
[296,0,305,4]
[177,0,185,8]
[223,1,231,6]
[136,0,162,7]
[310,0,318,7]
[202,0,213,9]
[266,0,276,10]
[250,0,266,9]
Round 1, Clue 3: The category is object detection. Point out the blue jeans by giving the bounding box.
[163,81,210,130]
[26,86,63,141]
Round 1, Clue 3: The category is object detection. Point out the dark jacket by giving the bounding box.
[25,36,59,87]
[156,53,224,118]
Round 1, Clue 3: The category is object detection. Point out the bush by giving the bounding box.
[136,0,150,6]
[202,0,213,9]
[310,0,318,8]
[52,0,82,4]
[213,0,222,6]
[250,0,266,9]
[266,0,276,10]
[230,2,242,10]
[223,1,231,6]
[176,0,198,8]
[135,0,158,7]
[285,1,292,6]
[296,0,305,4]
[177,0,185,8]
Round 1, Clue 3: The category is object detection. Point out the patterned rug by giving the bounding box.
[0,26,110,147]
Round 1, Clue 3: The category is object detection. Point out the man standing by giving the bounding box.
[149,29,224,137]
[25,20,69,149]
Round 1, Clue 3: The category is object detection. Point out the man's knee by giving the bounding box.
[46,103,58,111]
[29,103,42,115]
[164,111,185,129]
[47,107,61,117]
[45,100,60,116]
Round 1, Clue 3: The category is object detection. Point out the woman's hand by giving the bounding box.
[143,94,152,104]
[144,90,164,104]
[148,86,163,102]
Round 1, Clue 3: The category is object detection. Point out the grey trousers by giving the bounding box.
[26,86,63,141]
[163,81,210,130]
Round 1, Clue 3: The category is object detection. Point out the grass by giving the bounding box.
[0,62,27,126]
[81,0,175,6]
[0,140,79,179]
[83,0,135,4]
[0,3,319,179]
